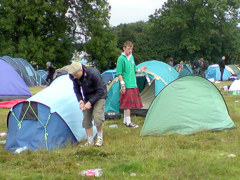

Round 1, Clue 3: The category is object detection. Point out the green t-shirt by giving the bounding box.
[116,54,137,88]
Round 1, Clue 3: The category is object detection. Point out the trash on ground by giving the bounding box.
[109,124,118,128]
[227,154,236,158]
[80,168,102,177]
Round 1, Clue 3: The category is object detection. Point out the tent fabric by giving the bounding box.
[0,99,26,109]
[105,60,179,115]
[101,70,116,85]
[0,60,31,100]
[53,66,70,80]
[229,80,240,91]
[225,65,235,75]
[136,60,179,96]
[140,76,235,136]
[5,75,96,151]
[36,70,48,85]
[206,64,231,81]
[1,56,37,86]
[174,64,193,77]
[227,65,240,79]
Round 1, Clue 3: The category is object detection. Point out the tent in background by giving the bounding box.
[5,75,96,151]
[229,79,240,91]
[140,76,235,136]
[101,70,116,85]
[206,64,231,81]
[226,65,240,79]
[0,60,31,100]
[174,64,193,77]
[1,56,37,86]
[105,60,179,118]
[53,66,70,80]
[36,70,48,86]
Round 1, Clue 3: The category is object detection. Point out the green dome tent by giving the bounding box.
[140,76,236,136]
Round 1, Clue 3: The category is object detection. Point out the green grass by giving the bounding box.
[0,82,240,179]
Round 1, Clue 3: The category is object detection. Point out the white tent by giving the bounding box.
[229,80,240,91]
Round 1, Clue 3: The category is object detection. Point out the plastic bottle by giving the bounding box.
[0,132,7,137]
[109,124,118,128]
[80,168,102,177]
[13,146,28,154]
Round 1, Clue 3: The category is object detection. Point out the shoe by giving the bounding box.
[125,122,139,128]
[81,141,94,147]
[95,136,103,147]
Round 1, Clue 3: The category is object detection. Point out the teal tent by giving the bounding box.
[141,76,236,136]
[105,60,179,118]
[174,64,193,77]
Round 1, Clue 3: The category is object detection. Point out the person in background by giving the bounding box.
[218,56,226,81]
[177,61,184,73]
[192,57,200,75]
[199,58,209,78]
[46,62,55,85]
[168,58,174,67]
[116,41,147,128]
[69,62,107,147]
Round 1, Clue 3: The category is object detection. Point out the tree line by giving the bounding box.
[0,0,239,72]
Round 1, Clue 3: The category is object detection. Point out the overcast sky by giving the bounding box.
[108,0,167,26]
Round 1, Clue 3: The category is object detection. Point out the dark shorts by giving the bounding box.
[83,99,105,129]
[120,88,143,110]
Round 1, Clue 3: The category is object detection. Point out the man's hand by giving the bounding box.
[120,85,126,94]
[141,65,147,72]
[84,101,92,110]
[79,101,85,111]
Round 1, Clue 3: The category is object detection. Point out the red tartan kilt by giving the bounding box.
[120,88,143,110]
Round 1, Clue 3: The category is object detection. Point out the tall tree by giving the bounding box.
[68,0,120,72]
[149,0,240,64]
[0,0,118,69]
[0,0,72,68]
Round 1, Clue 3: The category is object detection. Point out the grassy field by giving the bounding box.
[0,82,240,179]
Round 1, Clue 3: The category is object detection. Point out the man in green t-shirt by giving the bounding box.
[116,41,147,128]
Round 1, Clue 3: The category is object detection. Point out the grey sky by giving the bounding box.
[108,0,167,26]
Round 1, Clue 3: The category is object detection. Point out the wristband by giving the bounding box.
[120,81,125,86]
[137,69,141,73]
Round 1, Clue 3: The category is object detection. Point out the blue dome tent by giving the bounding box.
[5,75,96,151]
[36,70,48,85]
[206,64,231,81]
[1,56,37,86]
[0,59,31,100]
[105,60,179,118]
[101,70,116,85]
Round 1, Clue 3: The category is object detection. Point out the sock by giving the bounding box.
[123,113,126,124]
[87,136,94,144]
[97,131,103,138]
[125,116,131,125]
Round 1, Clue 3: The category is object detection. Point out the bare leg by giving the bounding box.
[96,125,102,133]
[125,109,131,117]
